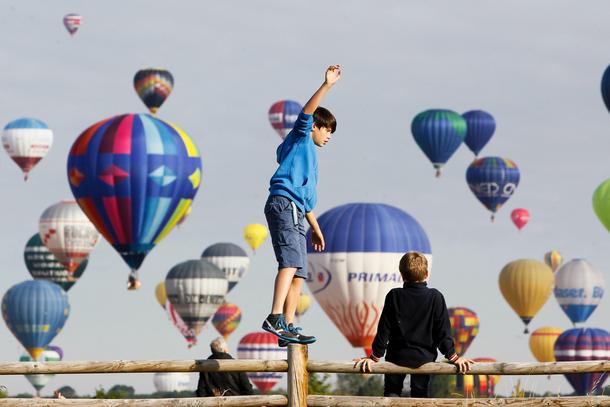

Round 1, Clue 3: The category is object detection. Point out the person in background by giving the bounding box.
[196,337,253,397]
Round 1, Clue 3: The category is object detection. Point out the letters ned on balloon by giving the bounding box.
[468,182,517,198]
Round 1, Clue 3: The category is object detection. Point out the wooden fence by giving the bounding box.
[0,344,608,406]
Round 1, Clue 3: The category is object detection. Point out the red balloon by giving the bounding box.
[511,208,530,230]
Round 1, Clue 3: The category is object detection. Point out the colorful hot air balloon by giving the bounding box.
[212,303,242,340]
[165,260,228,337]
[67,113,202,289]
[153,373,191,393]
[268,100,302,139]
[411,109,466,177]
[2,281,70,360]
[295,293,310,320]
[20,347,62,397]
[466,157,520,221]
[511,208,530,231]
[462,110,496,157]
[472,357,500,397]
[544,250,563,273]
[498,259,554,333]
[237,332,287,393]
[448,307,479,356]
[593,178,610,232]
[243,224,268,252]
[201,243,250,292]
[2,118,53,180]
[554,328,610,395]
[307,203,432,355]
[554,259,605,325]
[133,69,174,114]
[63,13,82,36]
[154,281,197,346]
[39,201,99,274]
[24,233,88,291]
[529,327,563,363]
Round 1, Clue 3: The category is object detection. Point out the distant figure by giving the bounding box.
[53,390,65,399]
[196,338,253,397]
[354,252,474,398]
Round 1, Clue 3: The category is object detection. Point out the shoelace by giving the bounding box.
[288,325,302,334]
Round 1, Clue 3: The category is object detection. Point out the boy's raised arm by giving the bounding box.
[302,65,342,115]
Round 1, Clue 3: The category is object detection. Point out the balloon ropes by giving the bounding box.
[2,118,53,180]
[237,332,286,393]
[133,69,174,114]
[554,259,604,325]
[306,203,431,355]
[67,113,202,289]
[268,100,302,140]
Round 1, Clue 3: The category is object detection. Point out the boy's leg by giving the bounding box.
[283,276,303,324]
[384,373,405,397]
[410,374,430,398]
[271,267,298,314]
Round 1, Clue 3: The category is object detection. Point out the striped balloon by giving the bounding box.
[20,348,62,396]
[411,109,466,177]
[529,326,563,363]
[554,259,605,325]
[2,281,70,360]
[67,114,202,287]
[165,260,228,336]
[462,110,496,157]
[133,69,174,114]
[466,157,520,221]
[201,243,250,292]
[268,100,302,139]
[237,332,286,393]
[448,307,479,356]
[2,118,53,180]
[212,303,241,340]
[544,250,563,273]
[554,328,610,395]
[63,13,82,35]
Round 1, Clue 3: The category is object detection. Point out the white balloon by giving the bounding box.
[554,259,605,324]
[153,372,191,393]
[2,118,53,180]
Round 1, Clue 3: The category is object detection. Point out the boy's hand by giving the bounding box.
[311,228,325,252]
[451,356,475,374]
[324,65,342,87]
[353,356,376,373]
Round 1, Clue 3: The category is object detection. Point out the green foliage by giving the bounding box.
[335,373,383,396]
[56,385,77,398]
[93,386,106,399]
[308,373,333,395]
[15,393,33,398]
[106,384,136,399]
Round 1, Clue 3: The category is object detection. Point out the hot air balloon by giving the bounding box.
[201,243,250,292]
[306,203,432,355]
[411,109,466,177]
[24,233,88,291]
[554,328,610,395]
[448,307,479,356]
[2,118,53,180]
[155,281,167,308]
[544,251,563,273]
[511,208,530,231]
[243,224,268,252]
[63,13,82,36]
[472,358,500,397]
[133,69,174,114]
[593,178,610,233]
[165,260,228,337]
[176,206,192,227]
[498,259,554,333]
[295,293,310,320]
[462,110,496,157]
[38,201,99,274]
[466,157,520,221]
[268,100,302,139]
[153,372,191,393]
[67,113,202,289]
[212,303,241,340]
[2,281,70,360]
[554,259,605,325]
[20,347,62,397]
[529,327,563,363]
[155,282,198,347]
[237,332,287,393]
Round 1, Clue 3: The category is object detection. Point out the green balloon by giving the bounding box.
[593,179,610,232]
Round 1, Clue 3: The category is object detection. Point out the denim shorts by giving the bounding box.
[264,195,307,279]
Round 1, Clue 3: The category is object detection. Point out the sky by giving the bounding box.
[0,0,609,397]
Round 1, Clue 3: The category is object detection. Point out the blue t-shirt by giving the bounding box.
[268,111,318,213]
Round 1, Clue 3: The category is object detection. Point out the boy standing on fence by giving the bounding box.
[354,251,474,397]
[262,65,342,345]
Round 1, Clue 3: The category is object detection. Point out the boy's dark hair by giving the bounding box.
[399,252,428,282]
[313,107,337,133]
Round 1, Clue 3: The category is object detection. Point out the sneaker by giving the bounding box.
[287,323,317,345]
[262,315,300,343]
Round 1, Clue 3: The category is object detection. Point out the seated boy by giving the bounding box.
[354,251,473,398]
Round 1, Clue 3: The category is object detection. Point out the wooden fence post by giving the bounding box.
[287,344,308,407]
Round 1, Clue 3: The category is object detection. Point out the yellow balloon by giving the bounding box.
[155,282,167,308]
[498,259,554,334]
[543,250,563,273]
[529,326,563,362]
[296,293,311,318]
[243,223,268,251]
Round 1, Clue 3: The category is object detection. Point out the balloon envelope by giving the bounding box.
[212,303,241,340]
[511,208,530,230]
[237,332,286,393]
[462,110,496,156]
[295,293,310,318]
[2,118,53,180]
[67,113,202,276]
[153,372,191,393]
[554,328,610,395]
[306,203,431,352]
[554,259,605,324]
[544,250,563,273]
[268,100,302,139]
[20,348,62,394]
[466,157,520,220]
[63,13,82,35]
[155,282,167,308]
[243,224,268,251]
[601,65,610,114]
[201,243,250,292]
[448,307,479,356]
[133,69,174,114]
[529,326,563,363]
[2,281,70,359]
[592,178,610,232]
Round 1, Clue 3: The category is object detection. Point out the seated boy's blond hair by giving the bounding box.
[399,251,428,282]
